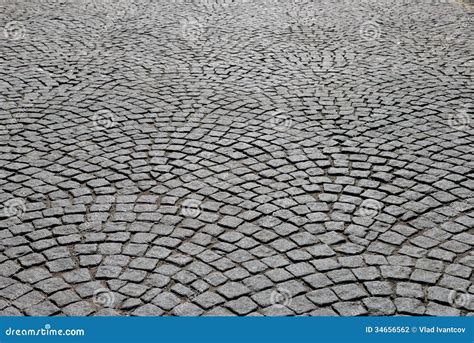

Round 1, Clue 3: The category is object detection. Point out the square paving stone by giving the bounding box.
[152,291,181,310]
[217,282,251,299]
[225,296,258,315]
[332,284,368,301]
[306,288,339,306]
[332,301,368,316]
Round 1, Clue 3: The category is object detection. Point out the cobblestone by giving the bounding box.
[0,0,472,317]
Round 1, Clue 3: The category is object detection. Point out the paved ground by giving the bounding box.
[0,0,473,316]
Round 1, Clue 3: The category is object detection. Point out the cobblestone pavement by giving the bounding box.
[0,0,473,316]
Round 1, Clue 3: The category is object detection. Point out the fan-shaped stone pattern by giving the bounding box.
[0,0,472,316]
